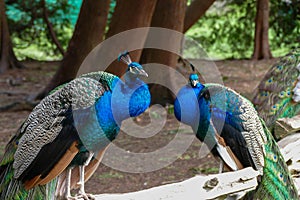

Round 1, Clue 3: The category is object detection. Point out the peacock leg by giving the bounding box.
[75,153,95,200]
[64,167,75,200]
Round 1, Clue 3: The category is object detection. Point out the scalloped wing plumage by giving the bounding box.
[204,83,267,174]
[0,71,119,199]
[13,77,106,179]
[204,83,298,199]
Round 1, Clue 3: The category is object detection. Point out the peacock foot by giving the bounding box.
[74,193,95,200]
[65,193,95,200]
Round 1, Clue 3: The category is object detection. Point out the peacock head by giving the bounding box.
[189,74,199,87]
[183,59,203,89]
[112,51,151,120]
[189,73,204,90]
[118,51,148,77]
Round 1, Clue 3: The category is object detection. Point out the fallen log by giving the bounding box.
[94,167,259,200]
[278,132,300,196]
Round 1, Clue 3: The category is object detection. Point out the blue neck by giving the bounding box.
[96,74,150,124]
[195,97,211,141]
[75,73,150,153]
[174,84,211,141]
[194,82,204,89]
[174,85,202,126]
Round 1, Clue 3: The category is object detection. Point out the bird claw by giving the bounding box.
[63,193,94,200]
[74,193,95,200]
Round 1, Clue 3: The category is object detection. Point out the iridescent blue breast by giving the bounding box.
[174,85,201,126]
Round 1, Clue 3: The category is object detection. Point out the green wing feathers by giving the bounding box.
[252,48,300,134]
[0,127,57,200]
[250,49,300,198]
[253,120,298,199]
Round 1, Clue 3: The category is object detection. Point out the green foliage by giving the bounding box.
[105,0,117,34]
[186,1,255,59]
[107,0,116,25]
[5,0,117,60]
[186,0,300,59]
[270,0,300,49]
[5,0,82,60]
[5,0,299,60]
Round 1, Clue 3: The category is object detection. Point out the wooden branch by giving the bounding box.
[274,115,300,139]
[41,0,65,56]
[94,167,259,200]
[278,132,300,196]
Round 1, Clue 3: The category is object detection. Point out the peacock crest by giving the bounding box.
[118,51,132,66]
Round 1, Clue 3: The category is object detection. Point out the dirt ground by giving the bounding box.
[0,58,278,195]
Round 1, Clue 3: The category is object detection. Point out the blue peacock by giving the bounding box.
[174,68,298,199]
[252,48,300,140]
[0,51,151,199]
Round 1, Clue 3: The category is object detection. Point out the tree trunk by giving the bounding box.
[36,0,110,99]
[252,0,272,60]
[183,0,216,33]
[104,0,157,77]
[140,0,187,105]
[0,0,25,74]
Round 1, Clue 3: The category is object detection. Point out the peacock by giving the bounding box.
[174,72,298,199]
[252,48,300,140]
[0,51,151,200]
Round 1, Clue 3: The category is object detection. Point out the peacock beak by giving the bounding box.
[137,69,148,77]
[191,80,197,87]
[129,67,148,77]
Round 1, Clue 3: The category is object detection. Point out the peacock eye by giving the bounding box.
[277,65,283,70]
[273,154,278,162]
[277,172,287,185]
[279,91,285,98]
[266,77,273,85]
